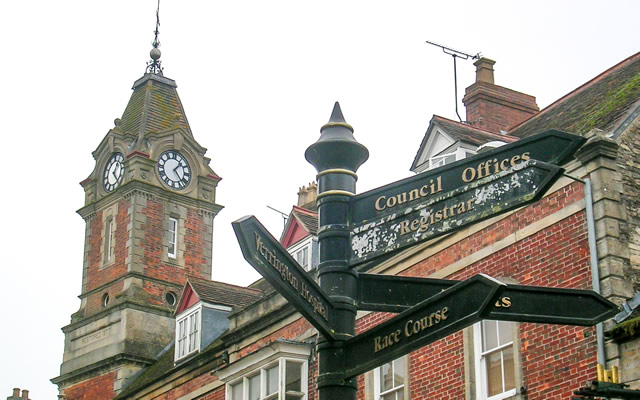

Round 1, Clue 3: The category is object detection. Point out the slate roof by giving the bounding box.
[188,276,264,309]
[119,73,193,138]
[411,115,518,170]
[433,115,518,145]
[509,52,640,138]
[291,206,319,236]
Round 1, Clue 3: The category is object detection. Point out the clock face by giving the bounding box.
[103,152,125,192]
[157,150,191,190]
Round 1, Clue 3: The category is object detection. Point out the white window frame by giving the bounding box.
[105,218,114,262]
[427,147,476,171]
[287,237,317,271]
[373,356,407,400]
[473,321,517,400]
[168,217,178,258]
[219,342,311,400]
[175,305,201,360]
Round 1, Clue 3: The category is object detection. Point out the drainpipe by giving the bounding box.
[584,178,606,365]
[565,175,605,365]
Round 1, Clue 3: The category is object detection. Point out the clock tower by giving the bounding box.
[52,47,223,398]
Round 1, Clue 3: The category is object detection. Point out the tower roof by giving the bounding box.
[119,73,193,140]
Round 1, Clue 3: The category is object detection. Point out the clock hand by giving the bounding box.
[173,164,181,178]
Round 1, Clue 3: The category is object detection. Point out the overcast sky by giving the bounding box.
[0,1,638,398]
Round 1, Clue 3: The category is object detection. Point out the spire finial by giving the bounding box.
[322,101,353,132]
[146,0,163,75]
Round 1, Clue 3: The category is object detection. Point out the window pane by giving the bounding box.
[248,374,260,400]
[498,321,513,345]
[503,347,516,392]
[396,388,404,400]
[266,365,279,395]
[393,358,404,387]
[286,361,302,392]
[380,362,393,391]
[483,320,498,351]
[231,382,243,400]
[168,218,177,256]
[486,351,503,397]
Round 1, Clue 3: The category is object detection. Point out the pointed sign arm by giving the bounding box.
[232,215,338,340]
[339,274,506,380]
[356,273,619,326]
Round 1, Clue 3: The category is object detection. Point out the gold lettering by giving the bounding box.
[462,167,475,182]
[500,158,510,171]
[521,152,530,161]
[375,196,387,211]
[387,196,397,208]
[408,189,420,202]
[399,220,410,235]
[396,192,407,205]
[495,297,512,308]
[419,185,430,197]
[510,155,521,167]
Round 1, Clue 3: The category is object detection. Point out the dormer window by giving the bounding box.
[176,308,200,359]
[427,147,476,171]
[294,246,309,270]
[287,237,317,272]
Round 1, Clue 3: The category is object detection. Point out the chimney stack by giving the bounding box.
[462,57,539,134]
[7,388,29,400]
[474,58,495,84]
[297,182,318,210]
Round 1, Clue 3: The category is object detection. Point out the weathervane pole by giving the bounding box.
[146,0,163,75]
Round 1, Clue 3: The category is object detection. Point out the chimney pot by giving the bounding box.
[13,388,20,397]
[21,389,29,399]
[474,57,496,84]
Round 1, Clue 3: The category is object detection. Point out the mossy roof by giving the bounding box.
[120,73,193,138]
[510,53,640,138]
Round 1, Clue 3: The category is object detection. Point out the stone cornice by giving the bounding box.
[51,353,155,387]
[77,180,222,219]
[78,271,184,301]
[574,133,619,165]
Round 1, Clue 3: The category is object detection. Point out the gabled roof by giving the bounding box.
[280,206,319,248]
[509,52,640,138]
[119,73,193,139]
[176,276,263,315]
[411,115,518,170]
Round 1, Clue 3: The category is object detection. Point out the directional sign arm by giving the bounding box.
[357,274,456,312]
[349,160,564,266]
[232,216,337,340]
[340,274,505,380]
[357,275,619,326]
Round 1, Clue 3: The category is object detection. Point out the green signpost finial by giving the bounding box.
[305,102,369,173]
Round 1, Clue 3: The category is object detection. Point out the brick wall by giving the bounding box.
[463,82,538,134]
[350,180,596,399]
[63,371,117,400]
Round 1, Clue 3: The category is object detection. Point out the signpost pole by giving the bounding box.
[305,102,369,400]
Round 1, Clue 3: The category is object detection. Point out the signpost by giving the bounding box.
[349,129,585,226]
[350,160,563,265]
[340,274,505,380]
[233,103,616,400]
[356,273,618,326]
[233,215,337,340]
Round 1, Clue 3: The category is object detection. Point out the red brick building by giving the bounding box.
[54,51,640,399]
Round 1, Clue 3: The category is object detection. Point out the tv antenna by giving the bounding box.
[426,40,481,123]
[267,205,289,229]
